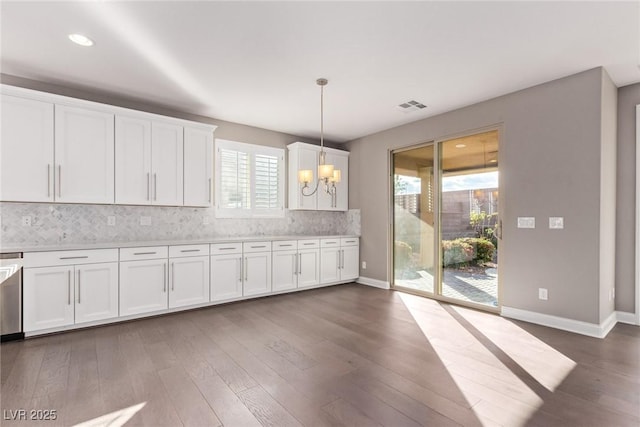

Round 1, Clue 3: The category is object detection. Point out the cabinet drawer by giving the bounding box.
[272,240,297,251]
[24,248,118,268]
[340,237,359,247]
[243,241,272,253]
[169,244,210,258]
[298,239,320,249]
[320,238,340,247]
[210,242,242,255]
[120,246,168,261]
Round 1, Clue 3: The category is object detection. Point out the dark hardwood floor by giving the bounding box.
[1,284,639,426]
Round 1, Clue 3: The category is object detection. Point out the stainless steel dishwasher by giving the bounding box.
[1,252,23,342]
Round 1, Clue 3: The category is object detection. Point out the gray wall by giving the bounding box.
[347,68,611,324]
[616,83,640,314]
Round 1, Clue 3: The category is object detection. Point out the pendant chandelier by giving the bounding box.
[298,78,341,205]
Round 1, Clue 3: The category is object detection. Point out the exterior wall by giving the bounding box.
[348,68,606,324]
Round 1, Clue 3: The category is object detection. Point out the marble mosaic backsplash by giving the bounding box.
[0,203,360,248]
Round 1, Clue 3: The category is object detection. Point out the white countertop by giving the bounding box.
[2,235,360,253]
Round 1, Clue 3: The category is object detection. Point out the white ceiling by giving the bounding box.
[2,1,639,143]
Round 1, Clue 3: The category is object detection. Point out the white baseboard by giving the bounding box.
[616,311,639,325]
[501,306,619,339]
[357,276,390,289]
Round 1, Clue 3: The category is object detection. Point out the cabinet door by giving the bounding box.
[54,105,114,203]
[0,95,54,202]
[23,266,74,332]
[75,262,119,324]
[120,259,168,316]
[184,127,213,207]
[298,249,320,288]
[210,254,243,302]
[169,256,210,308]
[115,115,152,204]
[320,247,340,284]
[272,250,297,292]
[244,252,272,296]
[288,146,318,210]
[341,245,360,281]
[152,122,183,206]
[317,152,348,211]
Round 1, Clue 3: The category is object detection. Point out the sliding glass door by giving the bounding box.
[392,129,501,310]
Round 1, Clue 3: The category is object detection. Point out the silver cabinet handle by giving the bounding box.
[280,244,293,247]
[154,173,158,201]
[244,257,248,281]
[299,253,302,275]
[58,165,62,197]
[208,178,212,203]
[251,245,267,249]
[67,270,71,305]
[336,251,339,270]
[238,257,243,282]
[171,262,175,291]
[163,262,167,292]
[293,253,298,275]
[134,252,157,256]
[180,249,200,253]
[341,250,345,269]
[59,256,89,260]
[77,270,81,304]
[219,247,237,251]
[147,173,150,201]
[47,164,51,198]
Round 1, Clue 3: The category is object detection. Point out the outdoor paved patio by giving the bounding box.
[395,268,498,307]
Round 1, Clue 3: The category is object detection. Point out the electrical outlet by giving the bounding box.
[549,217,564,229]
[140,216,151,226]
[362,261,367,269]
[538,288,548,300]
[21,216,32,226]
[517,217,535,229]
[107,216,116,226]
[610,288,615,301]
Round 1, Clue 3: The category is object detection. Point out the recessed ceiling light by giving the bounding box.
[455,144,466,148]
[68,33,94,47]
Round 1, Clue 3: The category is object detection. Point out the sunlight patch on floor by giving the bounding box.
[398,292,576,426]
[73,402,146,427]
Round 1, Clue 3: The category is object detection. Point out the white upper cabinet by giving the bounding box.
[287,142,349,211]
[55,105,115,204]
[152,122,184,206]
[0,95,54,202]
[183,126,213,207]
[1,85,216,207]
[115,116,152,204]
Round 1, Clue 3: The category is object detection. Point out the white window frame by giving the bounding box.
[215,139,285,218]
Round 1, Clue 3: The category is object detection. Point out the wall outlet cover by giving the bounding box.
[21,216,32,226]
[549,217,564,229]
[517,217,535,229]
[538,288,548,300]
[362,261,367,269]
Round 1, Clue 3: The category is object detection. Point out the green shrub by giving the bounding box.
[394,240,413,270]
[442,237,495,267]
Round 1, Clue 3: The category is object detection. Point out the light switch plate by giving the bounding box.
[517,217,535,229]
[549,217,564,229]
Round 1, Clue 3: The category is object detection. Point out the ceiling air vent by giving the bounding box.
[397,100,427,113]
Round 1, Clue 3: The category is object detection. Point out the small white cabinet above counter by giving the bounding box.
[21,235,359,336]
[0,84,216,207]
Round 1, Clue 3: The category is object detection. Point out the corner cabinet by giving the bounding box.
[287,142,349,211]
[1,84,216,207]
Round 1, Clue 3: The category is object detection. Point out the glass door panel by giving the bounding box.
[439,130,499,308]
[393,145,436,294]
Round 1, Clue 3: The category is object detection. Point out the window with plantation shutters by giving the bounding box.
[215,139,285,218]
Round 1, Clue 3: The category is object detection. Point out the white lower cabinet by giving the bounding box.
[272,240,320,291]
[243,242,272,297]
[23,249,119,333]
[210,253,243,302]
[169,245,210,308]
[119,247,169,316]
[320,237,359,284]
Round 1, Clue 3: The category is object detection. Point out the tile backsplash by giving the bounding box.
[0,203,361,248]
